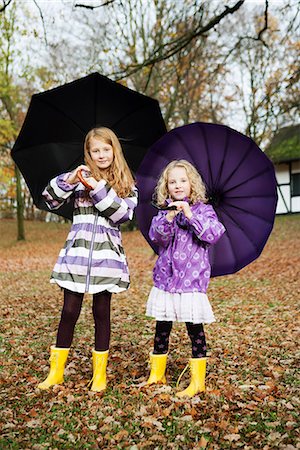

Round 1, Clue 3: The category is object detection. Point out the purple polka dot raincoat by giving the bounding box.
[149,202,226,294]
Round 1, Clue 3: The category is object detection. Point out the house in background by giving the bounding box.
[266,124,300,214]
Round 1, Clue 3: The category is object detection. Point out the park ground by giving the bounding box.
[0,215,299,449]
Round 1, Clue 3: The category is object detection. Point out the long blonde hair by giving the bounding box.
[84,127,135,198]
[155,160,208,205]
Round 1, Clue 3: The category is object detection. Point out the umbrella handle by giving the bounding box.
[78,169,93,190]
[151,201,177,211]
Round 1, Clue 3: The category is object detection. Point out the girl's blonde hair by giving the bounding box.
[155,159,208,205]
[84,127,135,198]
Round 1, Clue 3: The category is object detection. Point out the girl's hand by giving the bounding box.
[82,175,98,190]
[166,209,179,222]
[168,201,193,219]
[67,165,91,184]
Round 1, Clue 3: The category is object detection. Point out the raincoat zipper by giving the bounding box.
[86,211,98,292]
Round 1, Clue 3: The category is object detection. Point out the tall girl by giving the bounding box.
[38,127,137,392]
[146,160,225,397]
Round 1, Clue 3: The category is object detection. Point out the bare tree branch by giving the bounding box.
[286,68,300,88]
[0,0,13,13]
[215,1,272,71]
[112,0,246,79]
[257,0,269,46]
[74,0,116,9]
[32,0,48,45]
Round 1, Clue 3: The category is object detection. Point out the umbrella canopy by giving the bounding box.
[136,122,278,277]
[12,72,167,219]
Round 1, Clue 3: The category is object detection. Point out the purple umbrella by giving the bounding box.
[136,122,278,277]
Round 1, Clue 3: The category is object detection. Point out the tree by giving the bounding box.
[1,0,298,229]
[0,1,55,235]
[69,0,279,130]
[62,0,230,128]
[0,2,25,239]
[224,3,300,147]
[73,0,246,78]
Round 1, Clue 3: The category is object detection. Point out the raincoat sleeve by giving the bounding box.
[149,212,175,248]
[42,172,78,210]
[89,180,138,225]
[188,204,226,245]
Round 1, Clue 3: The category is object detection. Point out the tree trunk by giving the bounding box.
[15,164,25,240]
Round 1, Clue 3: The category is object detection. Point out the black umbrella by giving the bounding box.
[12,72,167,219]
[136,122,278,277]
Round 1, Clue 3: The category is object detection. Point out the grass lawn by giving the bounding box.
[0,215,299,449]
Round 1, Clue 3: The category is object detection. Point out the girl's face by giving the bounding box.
[167,166,191,200]
[89,137,114,170]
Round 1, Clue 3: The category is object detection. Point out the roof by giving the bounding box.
[266,125,300,163]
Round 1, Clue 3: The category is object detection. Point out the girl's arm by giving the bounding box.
[89,180,138,225]
[42,172,79,210]
[149,212,175,248]
[189,204,226,244]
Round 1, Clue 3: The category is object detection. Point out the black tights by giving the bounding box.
[153,320,207,358]
[56,289,111,351]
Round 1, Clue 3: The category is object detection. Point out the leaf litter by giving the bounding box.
[0,216,299,449]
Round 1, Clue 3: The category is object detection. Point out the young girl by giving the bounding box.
[146,160,225,397]
[38,127,138,392]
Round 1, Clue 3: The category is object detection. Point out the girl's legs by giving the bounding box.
[38,288,82,390]
[176,323,207,397]
[56,289,112,350]
[153,322,206,356]
[185,322,207,358]
[56,289,84,348]
[147,320,172,385]
[92,291,112,351]
[90,291,112,392]
[153,321,173,354]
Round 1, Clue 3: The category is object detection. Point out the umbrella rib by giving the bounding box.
[95,73,162,134]
[94,75,98,125]
[219,141,254,191]
[36,97,86,135]
[137,151,171,178]
[222,166,273,195]
[221,200,274,224]
[214,126,230,187]
[173,129,196,162]
[94,77,157,132]
[112,103,156,131]
[225,194,277,199]
[213,208,240,273]
[199,123,214,187]
[217,204,261,253]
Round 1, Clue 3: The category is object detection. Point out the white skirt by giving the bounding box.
[146,286,216,324]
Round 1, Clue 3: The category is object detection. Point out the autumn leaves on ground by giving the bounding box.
[0,216,299,449]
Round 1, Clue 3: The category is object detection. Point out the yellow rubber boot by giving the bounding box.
[38,346,69,390]
[147,352,167,385]
[176,358,206,398]
[90,350,109,392]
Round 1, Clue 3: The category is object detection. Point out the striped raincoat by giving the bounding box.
[43,173,138,294]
